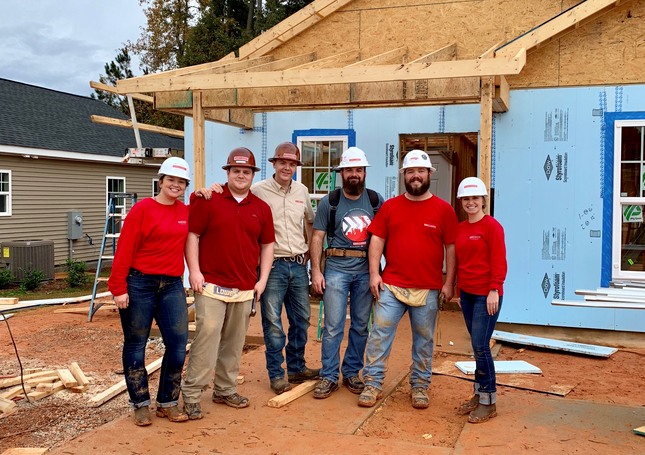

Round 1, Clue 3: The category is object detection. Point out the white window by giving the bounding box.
[0,170,11,216]
[106,177,126,233]
[152,179,160,197]
[296,136,348,199]
[612,121,645,279]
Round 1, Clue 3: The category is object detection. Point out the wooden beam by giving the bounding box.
[56,369,78,388]
[27,381,65,402]
[91,115,185,138]
[69,363,90,387]
[155,91,193,109]
[480,76,494,211]
[0,384,31,400]
[493,75,510,113]
[287,49,360,70]
[200,77,481,109]
[0,397,16,413]
[267,380,317,408]
[409,43,457,64]
[193,91,205,190]
[238,53,316,73]
[0,370,56,389]
[238,0,355,59]
[135,55,271,81]
[89,81,153,103]
[479,40,505,59]
[346,47,408,67]
[496,0,633,57]
[117,49,526,94]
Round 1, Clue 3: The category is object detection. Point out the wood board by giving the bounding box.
[634,425,645,436]
[492,330,617,357]
[267,380,317,408]
[0,298,19,305]
[455,360,542,375]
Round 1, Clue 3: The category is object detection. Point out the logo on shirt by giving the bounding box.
[342,208,372,242]
[178,220,187,224]
[470,235,481,240]
[295,200,304,204]
[424,223,437,229]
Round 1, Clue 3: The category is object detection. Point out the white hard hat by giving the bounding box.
[457,177,488,198]
[158,157,191,182]
[336,147,371,169]
[400,150,436,173]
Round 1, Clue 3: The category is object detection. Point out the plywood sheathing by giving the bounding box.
[269,0,645,89]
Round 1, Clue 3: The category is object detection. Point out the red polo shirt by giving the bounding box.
[188,184,275,289]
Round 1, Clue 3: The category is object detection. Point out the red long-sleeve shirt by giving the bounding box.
[108,198,189,296]
[455,215,507,296]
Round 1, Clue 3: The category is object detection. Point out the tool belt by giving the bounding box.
[325,248,367,258]
[275,254,305,265]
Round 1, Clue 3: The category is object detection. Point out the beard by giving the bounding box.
[342,176,365,196]
[405,176,430,196]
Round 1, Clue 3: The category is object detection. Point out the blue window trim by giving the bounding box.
[601,111,645,286]
[292,129,356,147]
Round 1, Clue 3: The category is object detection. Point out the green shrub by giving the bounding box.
[64,258,89,288]
[0,268,13,289]
[19,265,46,292]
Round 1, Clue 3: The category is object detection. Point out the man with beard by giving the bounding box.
[310,147,384,399]
[358,150,458,409]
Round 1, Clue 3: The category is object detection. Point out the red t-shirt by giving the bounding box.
[108,198,189,296]
[368,194,458,289]
[455,215,507,296]
[188,185,275,290]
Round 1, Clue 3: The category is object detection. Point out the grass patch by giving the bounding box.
[0,269,110,301]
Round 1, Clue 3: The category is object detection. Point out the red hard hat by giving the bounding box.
[222,147,261,171]
[269,142,303,165]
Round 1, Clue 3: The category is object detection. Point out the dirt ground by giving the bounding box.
[1,304,645,452]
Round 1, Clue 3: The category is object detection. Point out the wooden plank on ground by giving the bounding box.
[26,376,58,387]
[634,425,645,436]
[54,305,117,314]
[69,385,87,393]
[88,344,191,407]
[56,369,79,388]
[23,368,42,375]
[0,384,31,400]
[27,381,64,401]
[267,380,317,408]
[0,449,49,455]
[69,362,90,387]
[0,370,56,389]
[492,330,617,358]
[237,375,245,385]
[0,298,19,305]
[0,397,16,413]
[455,360,542,375]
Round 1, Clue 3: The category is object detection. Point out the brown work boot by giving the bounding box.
[270,378,293,395]
[313,378,338,399]
[468,403,497,423]
[358,385,381,407]
[156,405,189,422]
[288,367,321,384]
[212,392,250,408]
[411,387,429,409]
[459,394,479,414]
[183,402,203,420]
[133,406,152,426]
[342,375,365,394]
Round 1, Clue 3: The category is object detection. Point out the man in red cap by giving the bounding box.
[181,148,275,419]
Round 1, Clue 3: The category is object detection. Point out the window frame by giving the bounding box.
[612,119,645,280]
[0,170,11,217]
[295,135,349,199]
[152,178,160,197]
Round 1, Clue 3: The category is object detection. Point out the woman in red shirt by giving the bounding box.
[454,177,507,424]
[108,157,191,426]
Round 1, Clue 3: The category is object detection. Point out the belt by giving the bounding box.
[275,254,305,265]
[325,248,367,258]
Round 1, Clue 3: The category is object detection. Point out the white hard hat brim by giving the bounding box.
[399,165,436,173]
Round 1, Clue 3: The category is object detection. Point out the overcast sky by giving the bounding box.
[0,0,147,97]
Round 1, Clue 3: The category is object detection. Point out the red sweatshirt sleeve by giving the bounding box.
[107,203,145,297]
[487,218,508,292]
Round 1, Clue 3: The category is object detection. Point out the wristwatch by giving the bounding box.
[490,289,499,293]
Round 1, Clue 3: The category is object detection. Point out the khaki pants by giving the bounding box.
[181,293,252,403]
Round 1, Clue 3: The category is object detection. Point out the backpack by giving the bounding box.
[326,188,380,248]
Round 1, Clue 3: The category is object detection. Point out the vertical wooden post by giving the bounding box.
[193,91,205,190]
[479,76,494,215]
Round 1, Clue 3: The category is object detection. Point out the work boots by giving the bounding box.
[183,402,203,420]
[357,385,381,407]
[156,405,189,422]
[270,378,293,395]
[459,394,480,414]
[411,387,429,409]
[288,367,321,384]
[133,406,152,426]
[469,403,497,423]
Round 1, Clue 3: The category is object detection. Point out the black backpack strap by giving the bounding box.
[327,189,341,247]
[366,188,380,215]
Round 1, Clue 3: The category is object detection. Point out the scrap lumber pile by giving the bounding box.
[0,363,92,415]
[553,281,645,309]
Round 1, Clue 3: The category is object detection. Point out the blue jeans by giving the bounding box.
[260,259,311,380]
[363,287,439,390]
[320,268,373,382]
[119,269,188,409]
[460,290,503,405]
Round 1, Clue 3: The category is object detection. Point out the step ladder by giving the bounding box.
[89,192,137,321]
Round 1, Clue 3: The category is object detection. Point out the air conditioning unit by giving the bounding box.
[1,240,55,282]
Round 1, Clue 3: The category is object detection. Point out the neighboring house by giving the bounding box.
[0,78,183,269]
[132,0,645,333]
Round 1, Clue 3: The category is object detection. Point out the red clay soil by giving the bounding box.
[1,304,645,453]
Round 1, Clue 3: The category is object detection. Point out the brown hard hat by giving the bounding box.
[269,142,304,165]
[222,147,261,171]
